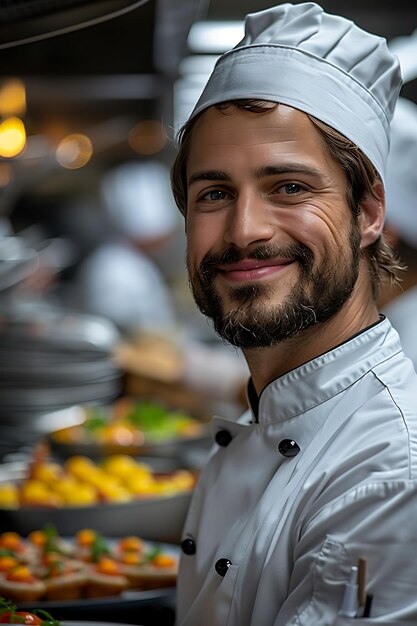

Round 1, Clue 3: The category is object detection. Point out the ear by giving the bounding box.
[359,180,385,249]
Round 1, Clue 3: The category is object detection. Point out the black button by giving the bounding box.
[215,558,232,577]
[215,429,233,447]
[181,538,196,555]
[278,439,300,457]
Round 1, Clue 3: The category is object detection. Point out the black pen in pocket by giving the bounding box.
[362,593,374,618]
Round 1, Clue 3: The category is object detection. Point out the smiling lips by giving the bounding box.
[217,258,294,283]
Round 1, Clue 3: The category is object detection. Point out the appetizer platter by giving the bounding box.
[48,397,210,459]
[0,526,179,607]
[0,526,178,602]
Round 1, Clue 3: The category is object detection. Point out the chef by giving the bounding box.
[170,2,417,625]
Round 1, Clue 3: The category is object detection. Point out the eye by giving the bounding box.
[269,181,309,201]
[201,189,229,202]
[280,183,303,195]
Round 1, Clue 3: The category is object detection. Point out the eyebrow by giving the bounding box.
[188,163,327,187]
[188,170,232,186]
[254,164,326,182]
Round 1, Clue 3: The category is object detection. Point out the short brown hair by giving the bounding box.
[170,99,402,297]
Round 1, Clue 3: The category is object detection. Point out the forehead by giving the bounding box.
[186,104,339,175]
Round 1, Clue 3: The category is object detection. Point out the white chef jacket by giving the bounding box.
[177,317,417,626]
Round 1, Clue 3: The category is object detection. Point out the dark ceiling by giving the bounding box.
[0,0,207,137]
[0,0,415,130]
[0,0,416,214]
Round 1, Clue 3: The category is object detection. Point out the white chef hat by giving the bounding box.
[101,160,179,241]
[189,2,402,184]
[385,97,417,249]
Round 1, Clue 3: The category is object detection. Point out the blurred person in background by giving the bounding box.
[379,97,417,370]
[170,2,417,624]
[72,159,180,335]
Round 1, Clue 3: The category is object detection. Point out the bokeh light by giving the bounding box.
[128,120,166,155]
[0,117,27,158]
[0,79,26,117]
[56,133,93,169]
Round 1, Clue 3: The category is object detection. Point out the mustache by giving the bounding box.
[198,243,313,282]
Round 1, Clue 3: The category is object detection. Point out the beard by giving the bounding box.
[187,224,361,349]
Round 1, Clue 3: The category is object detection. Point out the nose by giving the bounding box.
[224,190,275,248]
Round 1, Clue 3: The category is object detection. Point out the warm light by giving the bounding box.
[0,79,26,117]
[128,120,166,155]
[56,133,93,169]
[0,117,26,158]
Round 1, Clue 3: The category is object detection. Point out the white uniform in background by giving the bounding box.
[383,287,417,372]
[74,241,177,334]
[383,97,417,373]
[68,160,181,335]
[177,319,417,625]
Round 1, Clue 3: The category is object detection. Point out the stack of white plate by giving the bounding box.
[0,236,39,292]
[0,300,123,430]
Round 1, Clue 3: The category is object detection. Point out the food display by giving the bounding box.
[0,526,179,605]
[49,397,209,457]
[0,446,196,541]
[0,451,196,509]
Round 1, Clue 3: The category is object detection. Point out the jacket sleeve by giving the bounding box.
[275,479,417,625]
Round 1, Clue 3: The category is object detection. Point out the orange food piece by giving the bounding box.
[76,528,97,546]
[152,554,177,568]
[0,532,23,552]
[6,565,37,583]
[120,552,141,565]
[96,557,122,576]
[119,535,144,553]
[0,555,19,571]
[28,529,47,547]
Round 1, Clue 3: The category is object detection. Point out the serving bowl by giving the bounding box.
[0,492,191,543]
[46,399,211,461]
[0,456,195,543]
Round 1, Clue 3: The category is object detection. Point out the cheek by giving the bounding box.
[285,205,351,254]
[186,214,224,262]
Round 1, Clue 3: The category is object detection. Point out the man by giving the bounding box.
[380,97,417,370]
[170,3,417,624]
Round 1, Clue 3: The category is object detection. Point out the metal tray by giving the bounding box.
[14,588,176,624]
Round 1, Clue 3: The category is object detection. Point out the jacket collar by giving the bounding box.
[246,317,402,425]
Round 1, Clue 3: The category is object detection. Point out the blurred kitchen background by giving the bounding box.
[0,0,416,439]
[0,1,415,623]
